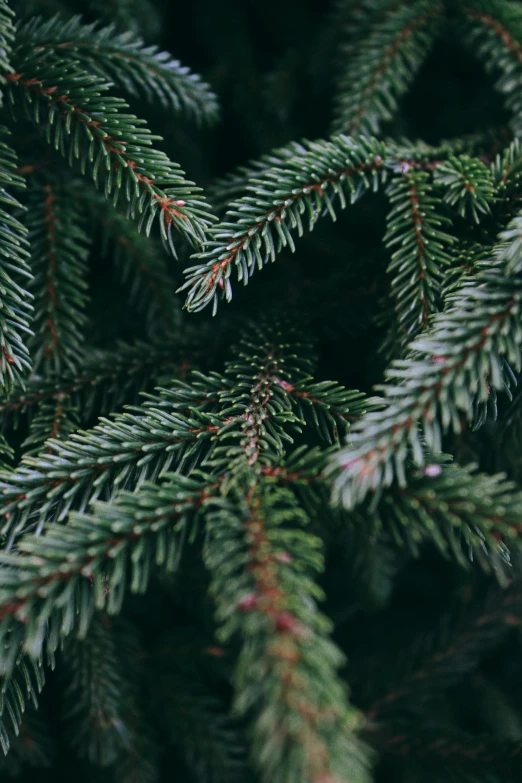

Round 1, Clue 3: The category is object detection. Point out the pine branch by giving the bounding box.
[0,337,191,426]
[61,615,140,766]
[434,155,496,223]
[180,135,387,313]
[21,394,79,455]
[329,215,522,508]
[0,376,222,539]
[204,480,373,783]
[6,52,216,254]
[368,459,522,578]
[491,137,522,199]
[15,14,219,124]
[384,170,454,346]
[462,0,522,135]
[0,472,214,674]
[207,141,308,214]
[332,0,443,135]
[0,127,33,391]
[0,656,45,756]
[0,0,15,84]
[25,179,90,374]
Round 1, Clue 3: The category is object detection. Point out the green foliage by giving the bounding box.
[332,0,443,135]
[15,15,220,124]
[181,136,387,313]
[0,129,32,391]
[6,52,215,254]
[1,1,522,782]
[384,169,454,346]
[25,177,89,374]
[433,155,496,223]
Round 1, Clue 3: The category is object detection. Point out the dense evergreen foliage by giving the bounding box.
[0,0,522,781]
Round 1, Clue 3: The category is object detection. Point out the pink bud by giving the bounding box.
[238,593,257,611]
[275,611,297,632]
[175,200,186,206]
[276,551,292,564]
[424,464,442,478]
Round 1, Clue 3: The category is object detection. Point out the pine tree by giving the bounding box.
[1,0,522,781]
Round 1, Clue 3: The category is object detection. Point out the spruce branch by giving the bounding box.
[0,0,15,83]
[25,179,90,374]
[329,216,522,508]
[61,615,142,766]
[0,472,214,674]
[15,14,220,124]
[6,52,216,254]
[0,656,45,756]
[369,459,522,577]
[0,337,190,427]
[384,170,454,346]
[0,377,221,539]
[180,135,386,313]
[21,394,80,455]
[204,480,372,783]
[332,0,443,136]
[0,127,33,391]
[434,155,496,223]
[462,1,522,135]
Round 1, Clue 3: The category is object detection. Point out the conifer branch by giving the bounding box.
[0,656,45,756]
[462,1,522,137]
[61,616,143,766]
[0,128,33,391]
[25,179,90,374]
[434,155,496,223]
[204,481,372,783]
[181,136,386,313]
[384,170,454,346]
[21,395,79,455]
[6,53,216,254]
[0,0,15,83]
[329,216,522,508]
[0,378,221,539]
[0,337,189,425]
[15,15,220,124]
[0,473,214,674]
[370,460,522,576]
[332,0,443,135]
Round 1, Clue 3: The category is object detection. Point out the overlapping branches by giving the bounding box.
[332,0,443,135]
[204,481,372,783]
[6,52,216,254]
[181,135,387,313]
[15,14,219,124]
[329,215,522,508]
